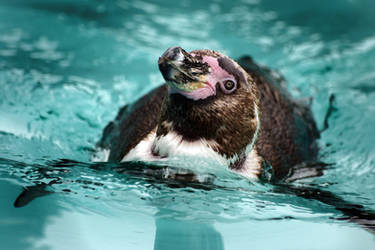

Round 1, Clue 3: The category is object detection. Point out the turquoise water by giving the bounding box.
[1,0,375,249]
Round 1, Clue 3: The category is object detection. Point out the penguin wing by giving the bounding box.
[97,84,168,162]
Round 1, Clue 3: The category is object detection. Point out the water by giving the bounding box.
[1,0,375,249]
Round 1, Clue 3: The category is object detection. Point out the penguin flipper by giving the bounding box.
[13,159,75,208]
[282,161,333,183]
[14,182,55,207]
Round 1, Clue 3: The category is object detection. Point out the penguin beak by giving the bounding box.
[158,46,207,92]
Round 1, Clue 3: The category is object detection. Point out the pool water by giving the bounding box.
[1,0,375,249]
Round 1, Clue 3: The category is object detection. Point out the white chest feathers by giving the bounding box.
[120,130,262,179]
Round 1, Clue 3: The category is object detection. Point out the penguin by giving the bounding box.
[97,46,320,181]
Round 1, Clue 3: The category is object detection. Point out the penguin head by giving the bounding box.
[158,46,257,102]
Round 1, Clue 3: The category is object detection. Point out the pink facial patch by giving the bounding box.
[170,55,235,101]
[202,56,233,80]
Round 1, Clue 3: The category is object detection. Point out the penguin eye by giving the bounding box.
[224,80,235,90]
[220,80,237,94]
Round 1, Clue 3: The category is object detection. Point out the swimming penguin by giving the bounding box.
[12,47,375,231]
[97,46,320,181]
